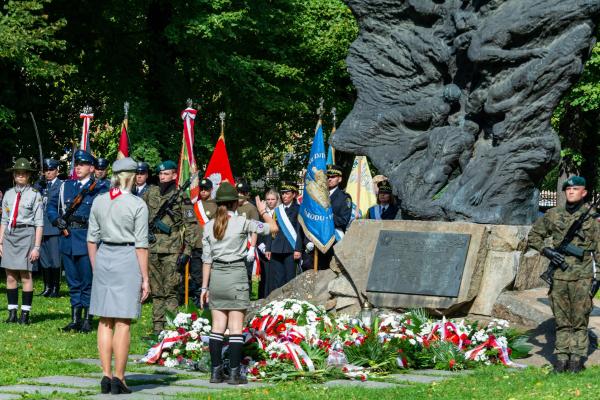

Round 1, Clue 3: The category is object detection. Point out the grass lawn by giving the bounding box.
[1,278,600,399]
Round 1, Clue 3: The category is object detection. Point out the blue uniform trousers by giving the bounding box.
[62,254,93,307]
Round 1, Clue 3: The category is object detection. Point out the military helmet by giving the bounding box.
[7,158,36,172]
[215,182,239,203]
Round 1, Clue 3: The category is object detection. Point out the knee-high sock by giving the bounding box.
[21,291,33,311]
[228,334,245,369]
[7,288,18,310]
[209,332,224,367]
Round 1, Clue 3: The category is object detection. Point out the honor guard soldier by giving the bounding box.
[236,181,259,285]
[528,176,600,373]
[264,182,303,296]
[133,162,151,197]
[48,149,109,333]
[94,157,110,190]
[366,180,399,220]
[183,178,217,305]
[0,158,44,324]
[143,160,200,334]
[34,159,63,297]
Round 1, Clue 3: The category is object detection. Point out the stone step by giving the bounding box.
[29,376,98,388]
[173,378,270,389]
[324,380,402,389]
[389,374,447,384]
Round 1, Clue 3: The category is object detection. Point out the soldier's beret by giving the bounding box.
[378,180,393,194]
[136,162,150,173]
[74,150,96,165]
[94,157,109,170]
[199,178,213,190]
[156,160,177,173]
[280,181,298,193]
[43,158,60,171]
[112,157,137,173]
[562,176,586,190]
[326,164,343,177]
[236,181,251,193]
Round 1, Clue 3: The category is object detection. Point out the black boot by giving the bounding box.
[227,367,248,385]
[79,308,93,333]
[553,359,568,373]
[5,309,17,324]
[48,268,61,298]
[210,365,225,383]
[18,310,30,325]
[568,357,585,373]
[40,269,52,297]
[62,306,82,332]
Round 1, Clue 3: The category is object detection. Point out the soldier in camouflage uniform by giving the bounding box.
[143,160,200,334]
[528,176,600,373]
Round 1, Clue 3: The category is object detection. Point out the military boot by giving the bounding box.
[5,309,17,324]
[48,268,61,298]
[79,308,93,333]
[39,269,52,297]
[568,357,585,373]
[553,359,568,373]
[227,367,247,385]
[62,306,82,332]
[210,365,225,383]
[18,310,30,325]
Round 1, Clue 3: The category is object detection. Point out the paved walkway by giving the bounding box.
[0,355,476,399]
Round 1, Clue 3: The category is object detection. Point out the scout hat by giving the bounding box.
[280,181,298,192]
[43,158,60,171]
[7,158,36,172]
[74,150,96,165]
[199,178,213,190]
[378,180,393,194]
[562,176,586,191]
[326,164,343,177]
[215,182,239,203]
[156,160,177,173]
[112,157,137,173]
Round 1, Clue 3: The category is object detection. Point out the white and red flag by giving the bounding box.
[177,101,199,202]
[204,113,235,197]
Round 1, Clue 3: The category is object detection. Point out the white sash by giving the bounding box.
[194,200,209,226]
[274,204,297,249]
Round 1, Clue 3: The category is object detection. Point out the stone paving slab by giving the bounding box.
[130,384,215,395]
[0,394,20,400]
[324,380,400,389]
[411,369,473,377]
[390,374,447,383]
[0,384,87,395]
[68,358,103,366]
[86,372,177,382]
[174,378,270,389]
[87,393,165,400]
[31,376,99,388]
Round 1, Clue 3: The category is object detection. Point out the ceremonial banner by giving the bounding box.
[346,156,377,220]
[298,121,335,253]
[79,109,93,152]
[204,135,235,198]
[117,103,129,159]
[178,107,199,202]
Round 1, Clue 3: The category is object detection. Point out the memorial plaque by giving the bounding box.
[366,230,471,297]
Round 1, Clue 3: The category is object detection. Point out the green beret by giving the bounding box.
[156,160,177,173]
[562,176,586,191]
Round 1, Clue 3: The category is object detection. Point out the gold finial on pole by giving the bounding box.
[123,101,129,118]
[219,112,226,137]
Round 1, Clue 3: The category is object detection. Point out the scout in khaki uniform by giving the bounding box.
[200,182,277,385]
[236,181,259,283]
[143,160,200,334]
[528,176,600,373]
[0,158,44,324]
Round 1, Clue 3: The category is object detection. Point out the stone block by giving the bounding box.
[514,249,548,290]
[328,274,358,298]
[389,374,447,383]
[323,380,399,388]
[486,225,530,252]
[471,251,521,315]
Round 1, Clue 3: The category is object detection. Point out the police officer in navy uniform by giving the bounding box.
[133,162,151,197]
[366,180,399,220]
[94,158,111,191]
[34,159,64,297]
[48,150,109,333]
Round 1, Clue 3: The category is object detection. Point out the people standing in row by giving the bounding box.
[257,189,280,298]
[264,182,302,296]
[87,157,150,394]
[366,180,399,220]
[199,182,277,385]
[142,160,199,334]
[133,162,151,197]
[0,158,44,324]
[34,159,64,297]
[235,181,259,286]
[48,150,109,333]
[94,158,111,191]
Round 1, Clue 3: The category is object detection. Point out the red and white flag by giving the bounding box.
[178,106,199,202]
[204,135,235,198]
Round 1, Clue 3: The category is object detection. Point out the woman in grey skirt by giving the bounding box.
[87,157,150,395]
[0,158,44,325]
[200,182,277,385]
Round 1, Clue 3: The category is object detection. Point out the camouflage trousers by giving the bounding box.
[549,278,593,360]
[149,253,181,333]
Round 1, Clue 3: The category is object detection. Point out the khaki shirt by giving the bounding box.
[202,213,270,264]
[193,199,218,248]
[238,201,259,221]
[87,190,149,248]
[1,186,43,227]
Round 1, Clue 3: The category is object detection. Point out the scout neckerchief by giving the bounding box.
[7,185,27,233]
[274,203,297,249]
[194,200,209,226]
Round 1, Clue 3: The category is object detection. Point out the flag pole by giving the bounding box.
[314,98,325,273]
[219,112,226,139]
[184,99,194,307]
[331,107,337,165]
[356,157,362,217]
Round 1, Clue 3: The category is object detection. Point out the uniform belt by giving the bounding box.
[69,221,88,229]
[213,258,245,265]
[102,242,135,246]
[14,224,35,228]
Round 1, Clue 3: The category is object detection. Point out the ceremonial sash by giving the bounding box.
[274,204,297,249]
[334,229,345,242]
[193,201,209,226]
[369,205,381,220]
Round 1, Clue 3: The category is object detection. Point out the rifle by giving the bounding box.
[58,180,98,237]
[540,197,600,286]
[148,176,194,244]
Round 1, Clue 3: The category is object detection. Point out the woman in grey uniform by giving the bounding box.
[0,158,44,325]
[200,182,277,385]
[87,157,150,395]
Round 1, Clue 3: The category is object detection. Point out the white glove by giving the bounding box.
[306,242,315,252]
[246,246,256,263]
[258,243,266,254]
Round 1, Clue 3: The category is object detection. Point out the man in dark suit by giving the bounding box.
[264,182,303,296]
[366,180,399,220]
[34,159,63,297]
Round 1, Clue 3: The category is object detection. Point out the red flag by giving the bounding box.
[117,120,129,159]
[204,135,235,198]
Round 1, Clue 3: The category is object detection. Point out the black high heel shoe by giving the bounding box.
[100,376,111,394]
[111,377,132,394]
